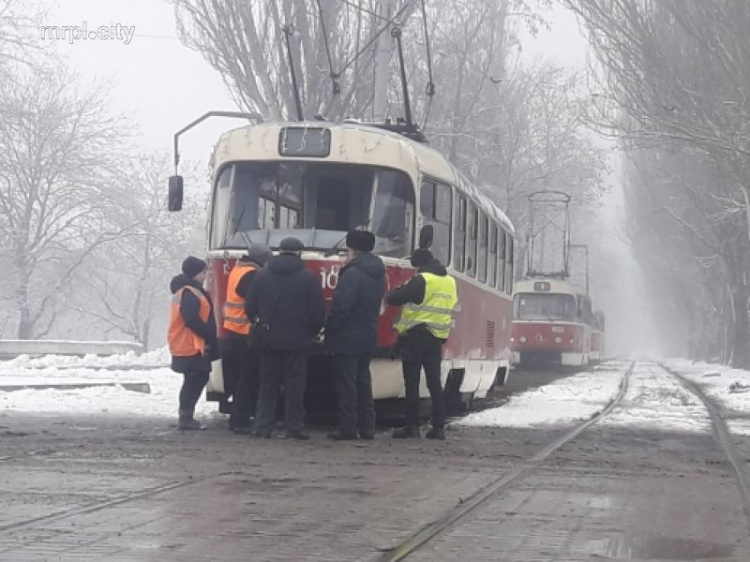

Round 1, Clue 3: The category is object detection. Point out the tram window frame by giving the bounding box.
[478,213,488,283]
[419,179,452,266]
[488,223,497,288]
[465,203,478,278]
[496,227,507,292]
[453,194,467,272]
[505,232,514,294]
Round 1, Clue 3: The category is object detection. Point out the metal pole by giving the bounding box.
[283,25,305,122]
[372,0,393,122]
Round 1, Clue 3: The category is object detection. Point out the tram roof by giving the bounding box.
[513,278,589,297]
[211,121,515,235]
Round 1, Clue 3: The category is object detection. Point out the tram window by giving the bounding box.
[465,204,478,278]
[419,180,452,265]
[453,195,467,272]
[210,166,234,249]
[496,228,506,292]
[371,170,415,258]
[488,224,497,288]
[505,233,514,294]
[314,181,351,230]
[478,214,488,283]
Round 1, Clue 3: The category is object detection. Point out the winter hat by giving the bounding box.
[182,256,207,278]
[279,236,305,254]
[410,248,433,268]
[245,244,273,266]
[346,230,375,252]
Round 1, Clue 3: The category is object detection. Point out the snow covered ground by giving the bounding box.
[458,362,628,428]
[1,351,748,435]
[665,359,750,436]
[0,347,218,420]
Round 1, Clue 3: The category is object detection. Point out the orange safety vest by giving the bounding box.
[168,286,210,357]
[222,263,256,335]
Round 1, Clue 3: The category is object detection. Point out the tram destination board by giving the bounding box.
[533,281,551,292]
[279,127,331,158]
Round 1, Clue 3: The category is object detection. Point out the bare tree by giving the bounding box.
[0,66,130,339]
[173,0,418,120]
[74,156,206,349]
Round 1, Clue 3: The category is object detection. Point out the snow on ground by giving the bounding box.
[666,359,750,436]
[456,362,629,428]
[0,347,218,420]
[598,362,710,433]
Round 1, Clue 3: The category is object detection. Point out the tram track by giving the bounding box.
[377,360,635,562]
[661,363,750,521]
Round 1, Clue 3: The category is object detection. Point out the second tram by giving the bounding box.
[510,278,595,368]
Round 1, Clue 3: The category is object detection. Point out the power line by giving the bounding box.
[420,0,436,130]
[316,0,341,95]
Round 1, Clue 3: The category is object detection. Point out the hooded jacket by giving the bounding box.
[169,274,219,373]
[246,253,326,352]
[325,252,386,355]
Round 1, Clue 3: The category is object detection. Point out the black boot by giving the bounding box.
[391,426,420,439]
[425,427,446,440]
[178,410,206,431]
[285,430,311,440]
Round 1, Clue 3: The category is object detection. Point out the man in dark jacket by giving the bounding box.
[168,256,220,430]
[325,230,386,440]
[247,236,326,439]
[387,249,458,440]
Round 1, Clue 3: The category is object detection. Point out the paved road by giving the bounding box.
[0,362,747,561]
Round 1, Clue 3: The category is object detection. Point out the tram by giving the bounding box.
[170,121,516,412]
[510,278,594,368]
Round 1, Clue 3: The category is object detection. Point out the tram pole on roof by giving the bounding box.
[372,0,393,122]
[524,190,572,279]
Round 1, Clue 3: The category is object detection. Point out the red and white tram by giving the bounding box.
[175,121,516,411]
[511,278,595,368]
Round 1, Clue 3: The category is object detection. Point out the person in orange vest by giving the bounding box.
[168,256,219,430]
[222,244,273,434]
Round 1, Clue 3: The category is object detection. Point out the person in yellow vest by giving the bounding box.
[168,256,219,430]
[222,244,273,434]
[387,249,458,440]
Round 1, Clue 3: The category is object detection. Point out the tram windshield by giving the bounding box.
[210,161,415,258]
[514,293,577,322]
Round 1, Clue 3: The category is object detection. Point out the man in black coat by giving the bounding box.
[325,230,386,440]
[169,256,220,430]
[247,236,326,439]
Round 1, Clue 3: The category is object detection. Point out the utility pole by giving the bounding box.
[372,0,393,122]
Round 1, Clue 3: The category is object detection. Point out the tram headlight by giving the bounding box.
[554,337,562,344]
[519,336,527,343]
[570,338,575,344]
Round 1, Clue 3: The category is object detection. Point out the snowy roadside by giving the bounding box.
[0,347,218,420]
[456,362,629,429]
[664,359,750,436]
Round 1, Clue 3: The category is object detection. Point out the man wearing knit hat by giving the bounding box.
[387,248,458,440]
[325,230,385,440]
[168,256,219,430]
[247,236,326,439]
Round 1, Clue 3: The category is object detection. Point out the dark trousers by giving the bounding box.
[179,371,209,412]
[225,337,260,427]
[401,330,445,429]
[334,354,375,435]
[255,351,307,434]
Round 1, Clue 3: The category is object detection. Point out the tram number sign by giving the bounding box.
[533,281,551,292]
[320,265,340,290]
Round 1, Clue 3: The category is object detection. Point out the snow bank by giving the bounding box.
[665,359,750,436]
[456,364,626,428]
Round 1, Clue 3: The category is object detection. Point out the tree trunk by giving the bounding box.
[730,281,750,368]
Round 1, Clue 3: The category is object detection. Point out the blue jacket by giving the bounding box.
[325,252,386,355]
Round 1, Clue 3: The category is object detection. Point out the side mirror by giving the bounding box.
[168,176,184,212]
[418,224,433,249]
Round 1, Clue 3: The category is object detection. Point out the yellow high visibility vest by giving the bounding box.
[395,272,458,340]
[223,263,256,335]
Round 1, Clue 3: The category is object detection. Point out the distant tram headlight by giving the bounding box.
[519,336,527,343]
[554,337,562,344]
